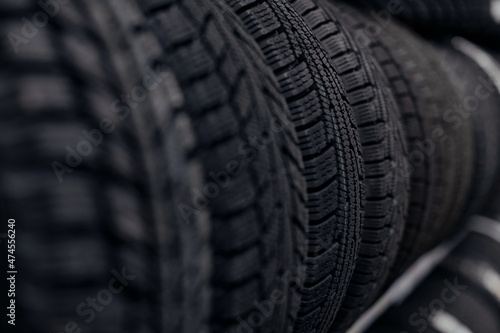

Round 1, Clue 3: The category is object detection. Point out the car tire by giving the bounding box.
[288,0,410,330]
[333,2,475,281]
[223,0,366,332]
[1,0,308,332]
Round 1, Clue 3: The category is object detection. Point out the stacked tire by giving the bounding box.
[0,0,499,333]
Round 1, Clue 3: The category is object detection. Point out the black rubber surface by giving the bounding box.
[332,2,475,282]
[349,0,500,43]
[288,0,409,331]
[1,0,308,332]
[433,38,500,216]
[223,1,366,332]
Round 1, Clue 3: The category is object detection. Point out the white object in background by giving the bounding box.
[468,215,500,244]
[452,36,500,94]
[492,0,500,24]
[431,311,473,333]
[458,259,500,304]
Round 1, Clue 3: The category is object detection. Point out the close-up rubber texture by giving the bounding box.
[350,0,500,42]
[333,2,475,281]
[1,0,309,332]
[433,37,500,216]
[288,0,409,331]
[223,0,365,332]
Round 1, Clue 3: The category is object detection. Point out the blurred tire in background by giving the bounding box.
[2,0,310,331]
[433,37,500,216]
[350,0,500,44]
